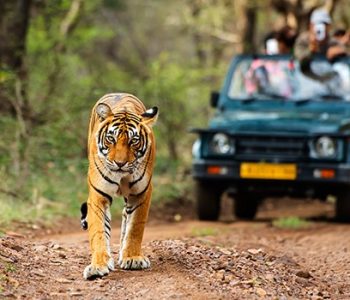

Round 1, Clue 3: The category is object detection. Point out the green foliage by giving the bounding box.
[0,276,4,293]
[0,69,14,84]
[152,171,192,206]
[0,0,231,225]
[1,0,350,226]
[5,263,16,273]
[0,159,87,226]
[191,227,218,237]
[272,217,311,230]
[137,53,213,160]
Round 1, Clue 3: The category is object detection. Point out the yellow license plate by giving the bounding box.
[240,163,297,180]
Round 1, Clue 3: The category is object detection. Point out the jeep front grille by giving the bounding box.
[235,136,307,162]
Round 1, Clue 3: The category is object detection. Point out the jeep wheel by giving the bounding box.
[195,181,223,221]
[234,193,259,220]
[336,189,350,222]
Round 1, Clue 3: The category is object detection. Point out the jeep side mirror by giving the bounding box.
[210,91,220,108]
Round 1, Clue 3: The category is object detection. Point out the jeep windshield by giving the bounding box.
[228,56,350,102]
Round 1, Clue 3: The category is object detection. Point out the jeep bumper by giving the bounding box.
[193,159,350,185]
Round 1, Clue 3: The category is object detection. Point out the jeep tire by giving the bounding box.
[234,193,259,220]
[336,189,350,222]
[195,180,223,221]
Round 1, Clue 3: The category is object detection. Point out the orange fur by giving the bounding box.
[83,93,158,279]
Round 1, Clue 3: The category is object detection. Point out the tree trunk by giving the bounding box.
[0,0,32,118]
[0,0,32,179]
[0,0,31,124]
[189,0,208,66]
[167,138,178,161]
[242,3,257,53]
[0,0,31,71]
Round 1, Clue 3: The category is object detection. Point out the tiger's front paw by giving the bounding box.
[119,256,151,270]
[83,258,115,280]
[83,264,109,280]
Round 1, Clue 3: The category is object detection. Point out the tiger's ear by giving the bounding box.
[96,103,113,121]
[141,106,158,127]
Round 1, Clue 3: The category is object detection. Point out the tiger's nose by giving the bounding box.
[115,161,126,168]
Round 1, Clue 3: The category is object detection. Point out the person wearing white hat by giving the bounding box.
[295,8,332,59]
[294,7,347,77]
[310,8,332,25]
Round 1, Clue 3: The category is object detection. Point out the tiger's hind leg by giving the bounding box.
[118,185,152,270]
[83,187,114,280]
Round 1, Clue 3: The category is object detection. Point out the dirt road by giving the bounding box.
[1,200,350,299]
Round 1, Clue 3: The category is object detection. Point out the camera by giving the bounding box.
[266,38,279,55]
[314,23,326,41]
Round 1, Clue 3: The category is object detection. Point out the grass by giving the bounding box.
[4,263,16,273]
[0,274,7,294]
[272,216,311,230]
[0,274,7,281]
[0,157,192,229]
[0,264,17,295]
[191,227,218,237]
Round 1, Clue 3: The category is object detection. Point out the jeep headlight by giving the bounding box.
[192,139,201,159]
[210,133,235,155]
[311,136,337,158]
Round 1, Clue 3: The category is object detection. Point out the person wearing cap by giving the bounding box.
[295,8,347,62]
[294,8,327,57]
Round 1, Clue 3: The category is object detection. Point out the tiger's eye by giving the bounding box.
[106,135,115,143]
[131,137,139,144]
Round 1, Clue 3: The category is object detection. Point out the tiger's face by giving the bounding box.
[95,103,158,174]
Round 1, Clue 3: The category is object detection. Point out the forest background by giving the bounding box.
[1,0,349,225]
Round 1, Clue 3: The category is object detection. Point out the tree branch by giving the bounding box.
[0,188,19,199]
[60,0,83,38]
[57,0,83,51]
[36,0,83,121]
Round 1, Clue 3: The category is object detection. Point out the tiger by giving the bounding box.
[82,93,158,280]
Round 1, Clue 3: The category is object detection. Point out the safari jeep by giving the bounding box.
[192,54,350,222]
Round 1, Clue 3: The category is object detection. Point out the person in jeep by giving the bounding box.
[192,54,350,222]
[295,8,347,71]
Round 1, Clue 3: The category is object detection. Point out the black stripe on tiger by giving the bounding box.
[87,203,104,223]
[125,201,144,215]
[92,202,110,223]
[129,148,152,188]
[89,179,113,204]
[94,159,120,186]
[98,122,109,143]
[126,123,137,130]
[130,176,152,198]
[104,222,111,239]
[105,221,111,232]
[112,118,141,126]
[113,113,141,121]
[92,201,111,240]
[137,127,148,157]
[129,126,147,159]
[90,202,111,240]
[98,122,110,153]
